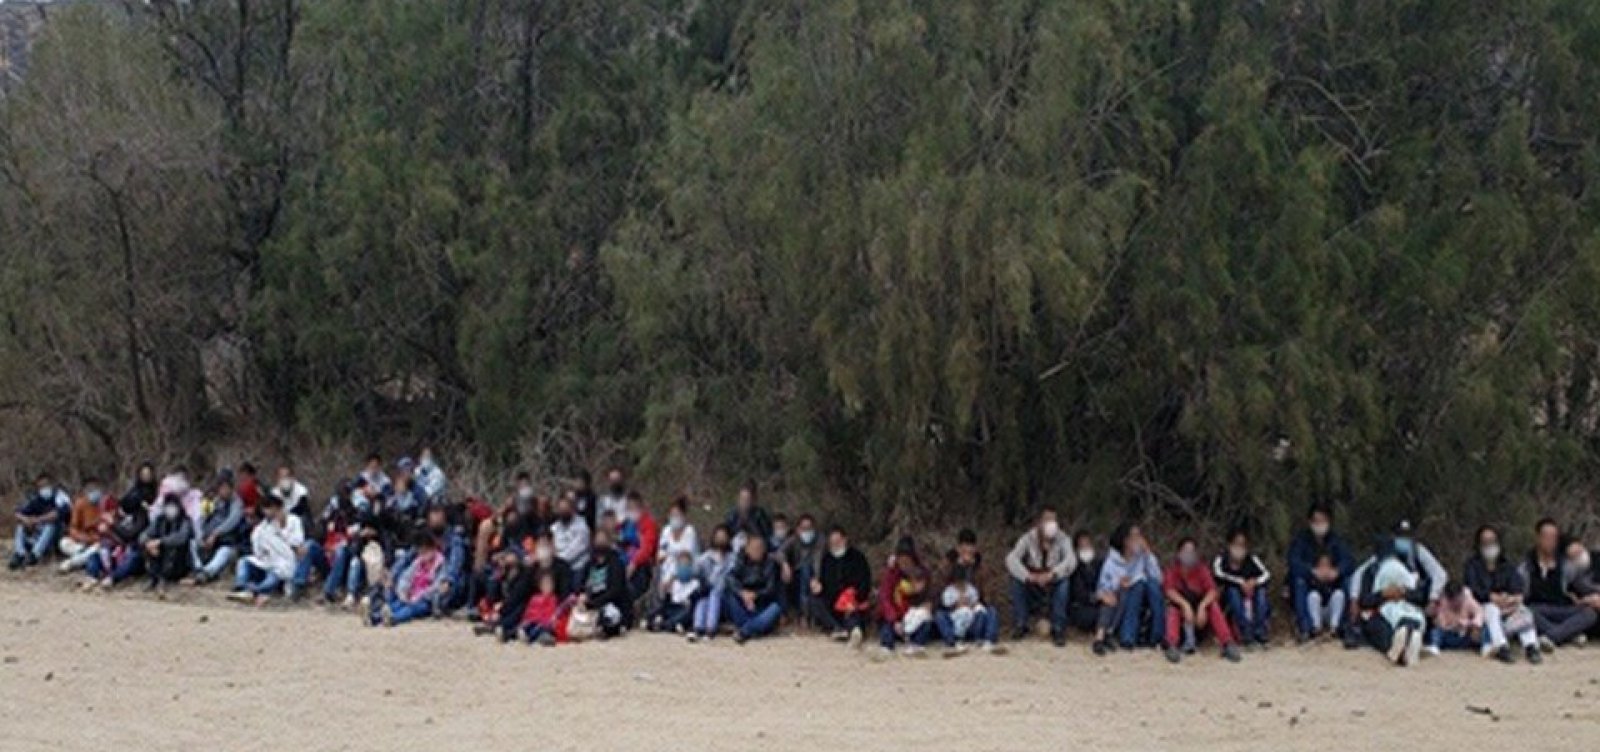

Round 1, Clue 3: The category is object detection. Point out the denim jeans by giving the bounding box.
[234,560,283,596]
[1426,626,1480,650]
[1008,576,1070,635]
[692,586,725,635]
[722,591,782,639]
[1117,579,1165,647]
[190,542,237,579]
[879,620,933,649]
[293,540,328,588]
[12,522,59,561]
[649,602,694,632]
[1224,587,1271,642]
[383,590,433,625]
[87,549,143,583]
[323,543,365,599]
[936,608,998,645]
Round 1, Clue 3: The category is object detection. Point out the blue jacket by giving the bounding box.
[1287,528,1353,584]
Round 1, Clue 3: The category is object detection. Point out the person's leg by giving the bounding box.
[806,599,844,633]
[1481,603,1508,650]
[1223,588,1245,640]
[1142,580,1166,645]
[1164,604,1183,648]
[1534,604,1595,644]
[1007,577,1030,637]
[976,608,999,644]
[722,590,752,631]
[907,620,932,647]
[1118,585,1146,647]
[1362,614,1395,652]
[1249,588,1271,642]
[1326,591,1346,632]
[85,552,105,579]
[10,526,26,564]
[293,540,323,588]
[233,558,255,591]
[1291,577,1312,637]
[744,603,783,638]
[389,598,433,625]
[249,571,283,596]
[878,623,897,650]
[28,523,59,561]
[1204,601,1236,645]
[1049,578,1070,637]
[204,545,237,580]
[110,551,143,584]
[936,610,959,647]
[323,544,349,599]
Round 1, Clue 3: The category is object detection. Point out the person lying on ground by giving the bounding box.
[936,565,1002,656]
[690,524,737,642]
[1004,506,1075,646]
[187,476,245,586]
[1213,527,1272,649]
[808,525,871,647]
[1286,502,1354,643]
[139,494,194,593]
[1163,537,1241,664]
[369,530,446,627]
[724,534,784,645]
[1521,517,1598,648]
[576,527,631,639]
[1462,524,1541,664]
[648,550,700,633]
[57,478,107,574]
[230,496,304,605]
[10,472,68,570]
[1095,522,1165,655]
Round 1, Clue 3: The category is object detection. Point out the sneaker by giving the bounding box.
[870,647,895,663]
[847,626,864,650]
[1163,646,1182,664]
[1182,640,1197,655]
[901,645,927,658]
[1222,643,1242,663]
[24,554,38,567]
[979,641,1007,656]
[941,645,968,659]
[1403,628,1423,667]
[7,555,24,571]
[1423,644,1441,658]
[1051,630,1067,648]
[1091,640,1110,657]
[1539,635,1557,653]
[1010,627,1029,641]
[733,632,749,645]
[226,590,253,602]
[674,623,687,635]
[1387,626,1411,665]
[1494,646,1514,664]
[1575,634,1589,648]
[57,560,74,575]
[1295,631,1310,645]
[1525,645,1543,665]
[341,594,357,610]
[686,632,701,644]
[829,630,849,642]
[472,623,496,637]
[536,632,556,647]
[380,604,394,627]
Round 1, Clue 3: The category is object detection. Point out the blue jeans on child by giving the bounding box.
[879,620,933,649]
[323,542,366,599]
[292,540,328,590]
[1225,587,1271,643]
[692,586,725,636]
[190,542,237,580]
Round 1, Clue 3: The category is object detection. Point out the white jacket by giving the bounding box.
[246,516,305,580]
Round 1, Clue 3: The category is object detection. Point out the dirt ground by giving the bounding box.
[1,574,1597,752]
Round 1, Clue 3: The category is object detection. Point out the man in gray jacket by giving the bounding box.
[189,477,246,585]
[1005,507,1076,646]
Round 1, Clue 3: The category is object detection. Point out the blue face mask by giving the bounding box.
[675,563,694,582]
[1393,537,1414,558]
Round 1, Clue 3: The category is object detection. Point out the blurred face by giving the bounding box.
[276,467,293,488]
[1177,542,1198,567]
[365,459,382,474]
[1228,535,1249,560]
[35,477,53,496]
[625,500,642,522]
[1037,512,1060,539]
[712,529,731,551]
[1126,528,1146,556]
[556,498,574,520]
[745,536,767,560]
[1537,523,1560,555]
[215,482,234,499]
[737,488,753,511]
[1309,511,1331,537]
[828,531,847,556]
[138,466,155,483]
[427,508,447,531]
[1478,531,1501,561]
[607,470,624,489]
[593,530,612,550]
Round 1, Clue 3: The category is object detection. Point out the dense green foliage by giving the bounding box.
[3,0,1600,544]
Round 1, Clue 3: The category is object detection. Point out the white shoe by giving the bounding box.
[57,561,73,574]
[902,645,927,658]
[1404,629,1423,667]
[1576,634,1589,648]
[847,627,863,650]
[1387,626,1411,665]
[870,646,895,663]
[1423,644,1441,658]
[341,594,356,610]
[941,645,967,659]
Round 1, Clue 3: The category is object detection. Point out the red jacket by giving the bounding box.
[628,511,660,570]
[877,565,909,623]
[238,477,262,513]
[1162,559,1218,604]
[521,592,560,628]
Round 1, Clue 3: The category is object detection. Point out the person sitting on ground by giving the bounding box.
[1095,522,1165,654]
[121,462,159,514]
[620,492,659,602]
[808,525,872,647]
[1004,507,1076,646]
[269,465,312,522]
[1361,537,1426,667]
[230,496,304,605]
[318,479,364,605]
[389,471,427,521]
[10,472,69,570]
[1286,502,1353,642]
[1425,580,1485,656]
[139,494,194,592]
[1304,552,1346,639]
[57,478,107,574]
[84,489,149,590]
[648,550,701,633]
[235,463,262,518]
[874,536,933,658]
[779,514,822,617]
[571,469,598,531]
[1162,536,1241,664]
[1462,525,1541,664]
[723,533,785,645]
[1563,537,1600,641]
[597,466,629,524]
[480,532,573,641]
[1213,527,1272,648]
[656,496,700,587]
[187,476,245,585]
[413,446,448,504]
[723,480,773,550]
[1067,530,1103,637]
[418,503,468,612]
[157,467,201,528]
[690,524,738,642]
[1521,518,1598,648]
[519,570,571,646]
[551,493,592,576]
[370,530,446,627]
[936,565,1001,656]
[576,527,631,638]
[358,453,393,499]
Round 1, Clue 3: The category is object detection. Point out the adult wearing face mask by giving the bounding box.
[10,473,70,570]
[138,494,194,592]
[1004,507,1076,646]
[1066,531,1104,636]
[778,514,821,616]
[551,494,592,578]
[187,476,246,586]
[1561,539,1600,637]
[1286,503,1354,642]
[690,525,738,642]
[1094,522,1165,654]
[620,492,659,602]
[1521,518,1597,648]
[577,528,631,638]
[57,478,108,573]
[656,496,701,588]
[269,465,312,522]
[808,525,872,646]
[413,446,448,503]
[1462,525,1542,663]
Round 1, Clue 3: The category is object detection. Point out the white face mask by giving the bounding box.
[773,527,788,541]
[799,530,816,545]
[830,546,847,559]
[1309,522,1329,538]
[1480,545,1501,562]
[1040,520,1060,539]
[517,486,535,501]
[278,479,294,493]
[162,505,181,520]
[38,487,55,499]
[1077,548,1096,564]
[668,515,686,531]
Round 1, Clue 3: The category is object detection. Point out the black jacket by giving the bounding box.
[726,553,783,608]
[578,548,628,611]
[817,547,872,608]
[1462,554,1524,604]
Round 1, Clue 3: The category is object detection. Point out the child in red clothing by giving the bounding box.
[1162,537,1242,663]
[519,571,571,646]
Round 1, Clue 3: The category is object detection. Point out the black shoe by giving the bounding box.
[1164,646,1182,664]
[1051,630,1067,648]
[6,555,22,571]
[1091,640,1109,657]
[24,554,39,567]
[1222,643,1242,662]
[1494,646,1514,664]
[1525,645,1543,665]
[1341,629,1363,650]
[733,632,749,645]
[1010,627,1029,641]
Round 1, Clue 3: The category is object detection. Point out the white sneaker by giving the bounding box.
[830,630,848,642]
[1404,629,1423,667]
[1423,644,1441,658]
[341,594,356,610]
[870,646,895,663]
[57,561,73,574]
[1387,626,1411,665]
[1576,634,1589,648]
[902,645,927,658]
[847,627,863,650]
[941,644,968,659]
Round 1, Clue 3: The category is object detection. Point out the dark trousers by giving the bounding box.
[806,598,863,632]
[147,543,190,584]
[1531,603,1599,644]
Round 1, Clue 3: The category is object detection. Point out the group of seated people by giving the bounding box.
[10,456,1600,665]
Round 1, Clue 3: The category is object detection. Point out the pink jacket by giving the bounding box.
[1434,592,1484,631]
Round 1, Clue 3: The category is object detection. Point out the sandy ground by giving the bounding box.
[1,574,1598,752]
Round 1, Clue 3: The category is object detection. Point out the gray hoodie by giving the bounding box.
[1005,529,1076,582]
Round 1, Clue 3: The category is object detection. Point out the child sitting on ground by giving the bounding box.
[1425,581,1484,656]
[648,551,700,633]
[935,567,1002,656]
[519,571,570,646]
[1306,552,1346,638]
[371,531,444,627]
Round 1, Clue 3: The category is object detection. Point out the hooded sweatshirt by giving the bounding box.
[1004,529,1076,582]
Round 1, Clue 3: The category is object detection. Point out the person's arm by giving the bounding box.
[1252,555,1271,586]
[759,561,783,605]
[1417,545,1447,601]
[1287,534,1312,582]
[1004,535,1030,581]
[160,519,193,548]
[216,499,244,540]
[1212,555,1245,588]
[1047,537,1076,580]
